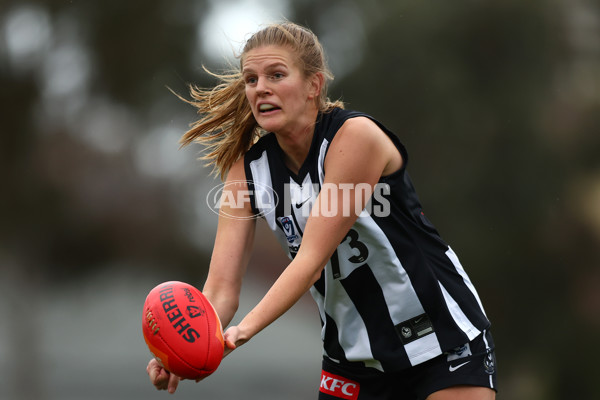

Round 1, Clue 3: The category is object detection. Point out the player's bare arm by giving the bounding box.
[147,160,255,393]
[224,118,402,349]
[202,158,256,329]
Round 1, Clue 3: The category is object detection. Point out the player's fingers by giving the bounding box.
[146,359,160,383]
[147,359,170,390]
[223,340,237,358]
[167,372,181,394]
[223,327,239,348]
[224,337,237,350]
[156,369,171,390]
[146,358,157,375]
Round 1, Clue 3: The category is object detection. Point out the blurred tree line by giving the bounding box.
[1,0,599,399]
[2,0,215,283]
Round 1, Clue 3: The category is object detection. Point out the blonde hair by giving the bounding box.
[179,22,344,179]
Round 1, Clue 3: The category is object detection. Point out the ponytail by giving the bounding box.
[177,67,260,179]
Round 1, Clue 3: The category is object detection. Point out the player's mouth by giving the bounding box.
[258,103,281,114]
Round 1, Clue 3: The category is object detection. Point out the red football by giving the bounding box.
[142,281,224,380]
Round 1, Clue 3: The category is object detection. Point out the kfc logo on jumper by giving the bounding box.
[319,371,360,400]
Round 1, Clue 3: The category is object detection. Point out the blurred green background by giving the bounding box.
[1,0,599,399]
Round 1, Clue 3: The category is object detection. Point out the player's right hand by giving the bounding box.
[147,358,181,394]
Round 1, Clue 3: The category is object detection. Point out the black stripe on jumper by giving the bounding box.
[340,263,412,372]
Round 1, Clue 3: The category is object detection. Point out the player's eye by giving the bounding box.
[244,76,257,85]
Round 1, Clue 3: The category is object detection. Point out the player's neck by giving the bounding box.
[275,111,318,175]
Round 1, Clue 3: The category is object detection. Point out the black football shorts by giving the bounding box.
[318,330,497,400]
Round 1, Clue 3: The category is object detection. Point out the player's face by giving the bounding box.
[242,45,318,135]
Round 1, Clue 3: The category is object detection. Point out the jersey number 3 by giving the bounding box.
[331,229,369,279]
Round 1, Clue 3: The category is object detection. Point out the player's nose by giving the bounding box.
[256,77,272,96]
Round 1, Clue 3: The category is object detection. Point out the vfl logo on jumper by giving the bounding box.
[320,371,359,400]
[279,216,299,243]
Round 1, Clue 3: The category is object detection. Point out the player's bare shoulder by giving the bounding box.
[331,116,403,176]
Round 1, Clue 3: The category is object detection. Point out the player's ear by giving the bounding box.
[307,72,324,100]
